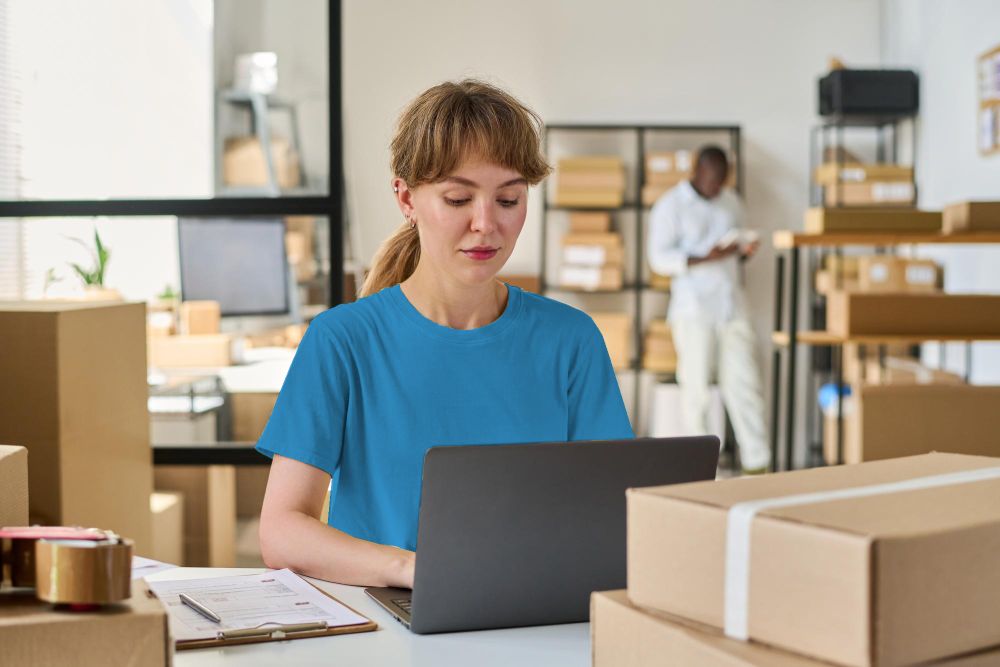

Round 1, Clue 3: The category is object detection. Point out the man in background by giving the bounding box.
[646,146,769,473]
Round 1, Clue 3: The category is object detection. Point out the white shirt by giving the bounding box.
[647,180,748,324]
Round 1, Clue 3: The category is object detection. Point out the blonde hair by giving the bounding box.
[359,79,551,298]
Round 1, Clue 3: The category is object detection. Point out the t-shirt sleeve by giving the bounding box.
[255,320,348,476]
[567,323,635,441]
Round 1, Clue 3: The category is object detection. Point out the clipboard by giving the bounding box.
[145,572,377,650]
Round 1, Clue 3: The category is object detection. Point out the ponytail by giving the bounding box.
[359,222,421,298]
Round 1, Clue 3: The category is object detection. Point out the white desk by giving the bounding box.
[150,568,591,667]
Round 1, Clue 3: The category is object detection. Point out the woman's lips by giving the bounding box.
[462,248,499,261]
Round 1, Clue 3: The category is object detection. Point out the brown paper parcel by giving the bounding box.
[626,453,1000,667]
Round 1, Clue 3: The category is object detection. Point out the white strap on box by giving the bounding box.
[723,465,1000,641]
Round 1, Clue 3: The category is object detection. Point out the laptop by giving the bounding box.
[365,436,719,634]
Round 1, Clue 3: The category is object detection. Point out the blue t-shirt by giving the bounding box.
[256,283,634,550]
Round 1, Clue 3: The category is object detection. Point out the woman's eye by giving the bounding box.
[498,199,519,208]
[444,197,471,207]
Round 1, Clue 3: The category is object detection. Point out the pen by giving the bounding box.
[179,592,222,623]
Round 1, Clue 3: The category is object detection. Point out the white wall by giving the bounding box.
[883,0,1000,383]
[344,0,883,450]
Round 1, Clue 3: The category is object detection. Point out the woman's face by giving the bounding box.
[402,159,528,287]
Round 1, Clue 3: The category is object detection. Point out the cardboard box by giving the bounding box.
[643,323,677,373]
[553,188,624,208]
[557,169,626,191]
[645,150,693,178]
[223,135,301,189]
[843,343,917,386]
[839,385,1000,465]
[823,181,915,207]
[154,465,236,568]
[591,313,631,370]
[230,391,278,443]
[593,589,1000,667]
[0,445,28,527]
[147,333,236,368]
[559,266,623,291]
[285,231,317,282]
[561,232,624,266]
[814,269,860,295]
[0,582,171,666]
[857,256,940,293]
[826,292,1000,337]
[648,270,671,291]
[823,254,860,276]
[861,356,964,386]
[178,300,220,335]
[805,208,942,234]
[557,156,624,172]
[943,201,1000,233]
[813,162,914,185]
[236,467,270,519]
[150,491,184,565]
[568,212,612,234]
[0,302,153,553]
[627,452,1000,666]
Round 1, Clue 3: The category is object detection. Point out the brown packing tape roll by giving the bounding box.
[34,538,133,604]
[11,538,37,587]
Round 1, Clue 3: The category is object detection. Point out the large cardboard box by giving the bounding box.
[813,162,914,185]
[591,313,631,370]
[838,385,1000,465]
[557,169,626,191]
[150,491,184,565]
[0,445,28,527]
[0,582,171,666]
[0,302,153,553]
[814,269,860,295]
[593,590,1000,667]
[223,135,300,189]
[805,208,942,234]
[823,181,915,207]
[553,189,624,209]
[943,201,1000,233]
[561,232,624,266]
[627,452,1000,667]
[154,466,236,567]
[856,256,940,293]
[826,292,1000,337]
[147,333,236,368]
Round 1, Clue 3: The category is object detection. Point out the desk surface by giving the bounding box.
[152,568,591,667]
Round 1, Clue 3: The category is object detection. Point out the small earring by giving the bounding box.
[409,217,416,230]
[393,186,399,193]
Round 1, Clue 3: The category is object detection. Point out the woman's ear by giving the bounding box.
[392,178,415,221]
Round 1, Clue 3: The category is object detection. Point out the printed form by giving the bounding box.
[147,569,369,641]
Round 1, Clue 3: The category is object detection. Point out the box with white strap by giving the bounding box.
[626,453,1000,667]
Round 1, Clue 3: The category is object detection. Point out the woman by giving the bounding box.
[258,79,633,589]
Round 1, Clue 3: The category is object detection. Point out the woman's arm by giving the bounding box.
[259,454,415,588]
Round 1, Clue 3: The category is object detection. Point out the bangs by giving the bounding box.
[391,80,551,187]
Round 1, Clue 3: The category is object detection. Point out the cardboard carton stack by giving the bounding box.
[285,216,317,282]
[0,445,171,666]
[943,200,1000,234]
[815,162,915,207]
[147,299,239,368]
[642,149,737,206]
[815,254,942,296]
[559,213,624,291]
[590,312,631,371]
[594,453,1000,666]
[553,156,626,208]
[642,320,677,373]
[0,302,153,553]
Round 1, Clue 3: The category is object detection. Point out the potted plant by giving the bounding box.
[69,228,122,301]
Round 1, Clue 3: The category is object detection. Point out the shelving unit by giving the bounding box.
[768,229,1000,472]
[540,123,742,433]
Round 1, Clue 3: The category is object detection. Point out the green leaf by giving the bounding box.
[70,262,97,285]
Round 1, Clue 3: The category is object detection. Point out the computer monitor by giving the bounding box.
[178,217,289,316]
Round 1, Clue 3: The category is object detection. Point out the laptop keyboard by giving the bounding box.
[391,598,412,614]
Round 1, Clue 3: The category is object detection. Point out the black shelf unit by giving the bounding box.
[0,0,343,466]
[540,123,742,433]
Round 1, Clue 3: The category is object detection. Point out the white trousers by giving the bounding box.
[671,318,770,470]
